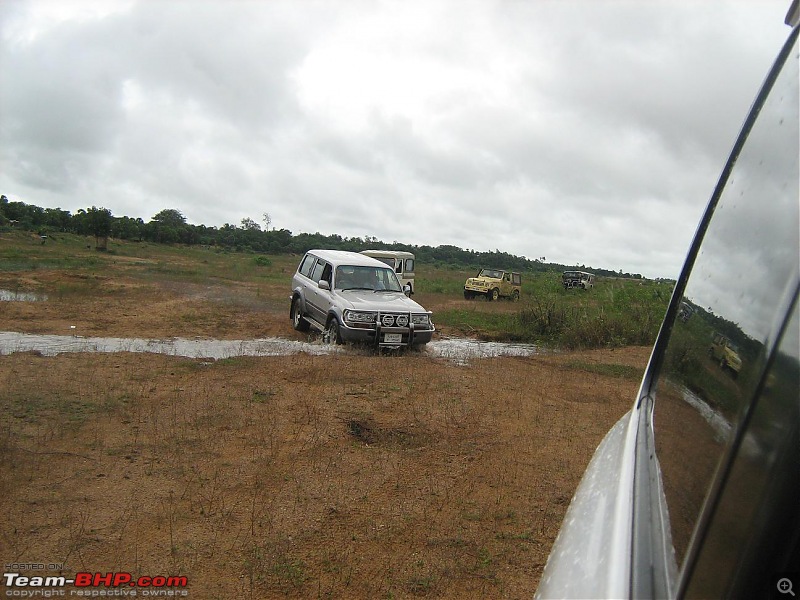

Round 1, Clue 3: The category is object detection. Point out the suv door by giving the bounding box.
[307,259,332,325]
[501,272,512,296]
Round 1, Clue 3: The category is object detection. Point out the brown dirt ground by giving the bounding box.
[0,269,650,599]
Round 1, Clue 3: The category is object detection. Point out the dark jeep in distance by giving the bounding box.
[562,270,595,290]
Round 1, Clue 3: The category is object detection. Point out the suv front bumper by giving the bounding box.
[339,320,434,348]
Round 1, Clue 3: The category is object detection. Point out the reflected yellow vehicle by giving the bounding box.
[709,332,743,378]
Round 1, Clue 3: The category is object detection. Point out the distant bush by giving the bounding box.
[253,256,272,267]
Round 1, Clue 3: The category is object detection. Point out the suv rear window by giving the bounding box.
[310,260,326,284]
[299,254,316,278]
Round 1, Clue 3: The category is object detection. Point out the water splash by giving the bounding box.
[0,331,540,363]
[0,289,48,302]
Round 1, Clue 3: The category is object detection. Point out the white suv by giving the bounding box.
[290,249,434,349]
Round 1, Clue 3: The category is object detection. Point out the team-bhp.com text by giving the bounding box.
[3,573,189,597]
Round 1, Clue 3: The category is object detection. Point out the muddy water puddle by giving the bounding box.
[425,337,541,363]
[0,332,540,363]
[0,289,48,302]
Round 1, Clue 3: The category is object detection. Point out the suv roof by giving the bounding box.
[361,249,415,259]
[306,249,386,268]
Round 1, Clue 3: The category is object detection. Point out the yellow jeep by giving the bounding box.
[464,268,521,301]
[709,333,742,379]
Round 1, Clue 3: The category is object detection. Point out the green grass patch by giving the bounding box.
[563,361,644,380]
[433,276,671,349]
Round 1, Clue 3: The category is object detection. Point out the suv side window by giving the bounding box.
[310,260,326,284]
[404,259,414,273]
[299,254,316,278]
[321,263,332,286]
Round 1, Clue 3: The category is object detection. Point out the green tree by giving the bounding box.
[152,208,187,227]
[147,209,188,245]
[111,216,144,241]
[44,208,72,231]
[86,206,113,250]
[241,217,261,231]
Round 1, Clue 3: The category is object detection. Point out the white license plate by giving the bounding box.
[384,333,402,343]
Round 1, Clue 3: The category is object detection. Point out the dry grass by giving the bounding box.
[0,347,647,599]
[0,236,650,597]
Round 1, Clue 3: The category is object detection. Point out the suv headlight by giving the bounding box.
[411,313,430,326]
[344,310,376,325]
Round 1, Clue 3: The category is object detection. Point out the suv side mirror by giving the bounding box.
[318,280,330,291]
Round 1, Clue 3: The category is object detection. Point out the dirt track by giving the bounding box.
[0,268,649,598]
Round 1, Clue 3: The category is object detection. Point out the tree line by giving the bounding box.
[0,195,645,278]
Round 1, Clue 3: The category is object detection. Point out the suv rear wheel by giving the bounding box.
[291,298,310,332]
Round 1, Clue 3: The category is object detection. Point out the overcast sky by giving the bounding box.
[0,0,792,278]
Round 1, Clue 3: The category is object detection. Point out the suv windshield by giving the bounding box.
[335,265,402,292]
[478,269,503,279]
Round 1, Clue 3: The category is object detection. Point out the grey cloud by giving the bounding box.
[0,0,792,280]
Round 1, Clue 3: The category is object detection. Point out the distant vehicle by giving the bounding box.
[464,268,521,301]
[360,250,416,295]
[709,332,743,378]
[537,7,798,599]
[562,270,595,290]
[677,301,695,322]
[290,249,434,349]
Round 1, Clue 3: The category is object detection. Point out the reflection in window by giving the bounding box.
[653,35,798,574]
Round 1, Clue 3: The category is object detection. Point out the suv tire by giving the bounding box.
[291,298,310,332]
[323,317,342,345]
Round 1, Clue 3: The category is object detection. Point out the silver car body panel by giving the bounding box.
[535,411,636,598]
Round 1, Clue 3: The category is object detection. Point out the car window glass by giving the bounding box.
[321,263,332,285]
[405,259,414,273]
[310,260,325,284]
[652,32,798,574]
[299,254,316,278]
[376,268,402,291]
[685,301,799,598]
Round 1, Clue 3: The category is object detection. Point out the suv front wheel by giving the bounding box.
[323,317,343,345]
